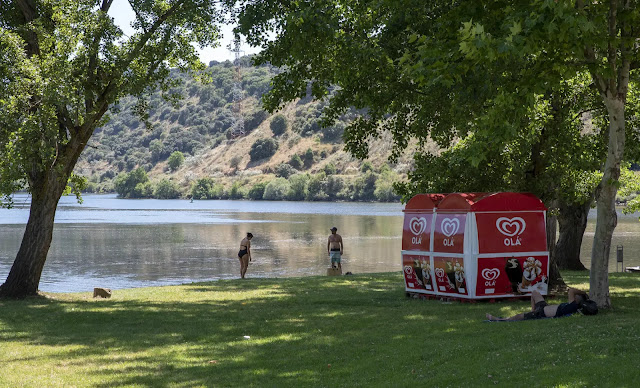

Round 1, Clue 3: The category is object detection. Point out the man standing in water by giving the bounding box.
[327,227,344,270]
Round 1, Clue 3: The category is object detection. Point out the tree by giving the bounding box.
[167,151,185,172]
[249,138,278,162]
[154,178,181,199]
[114,168,153,199]
[0,0,225,297]
[270,114,287,136]
[233,0,640,308]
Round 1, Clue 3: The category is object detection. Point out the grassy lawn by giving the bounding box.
[1,271,639,387]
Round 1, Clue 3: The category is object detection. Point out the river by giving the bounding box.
[0,194,638,293]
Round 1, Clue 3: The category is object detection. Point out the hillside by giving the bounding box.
[74,57,421,202]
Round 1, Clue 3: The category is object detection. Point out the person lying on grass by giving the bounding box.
[486,288,598,322]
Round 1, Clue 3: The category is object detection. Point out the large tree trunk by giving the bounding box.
[590,97,625,309]
[0,172,67,297]
[554,199,591,270]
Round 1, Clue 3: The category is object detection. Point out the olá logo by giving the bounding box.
[440,217,460,247]
[481,268,500,287]
[496,217,526,246]
[409,217,427,245]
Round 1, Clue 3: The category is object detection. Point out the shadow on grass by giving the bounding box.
[1,271,640,387]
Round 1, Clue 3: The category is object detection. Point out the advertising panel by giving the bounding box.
[402,255,435,292]
[433,213,466,254]
[402,212,432,251]
[475,255,549,297]
[433,257,467,295]
[475,212,546,254]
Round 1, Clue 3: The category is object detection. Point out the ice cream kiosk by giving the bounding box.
[402,192,549,300]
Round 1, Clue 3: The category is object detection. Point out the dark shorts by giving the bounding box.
[555,301,580,317]
[523,300,548,320]
[238,249,248,258]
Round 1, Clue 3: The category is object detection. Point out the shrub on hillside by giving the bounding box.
[168,151,185,171]
[263,178,291,200]
[302,148,315,168]
[275,163,297,179]
[288,154,303,170]
[245,110,269,132]
[249,138,279,162]
[270,114,288,136]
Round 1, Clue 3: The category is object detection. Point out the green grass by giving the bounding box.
[1,271,639,387]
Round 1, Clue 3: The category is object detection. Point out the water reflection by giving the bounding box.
[1,194,639,293]
[0,195,404,293]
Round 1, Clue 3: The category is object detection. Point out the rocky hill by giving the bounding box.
[74,57,418,201]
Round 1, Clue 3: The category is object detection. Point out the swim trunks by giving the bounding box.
[523,300,548,320]
[329,251,341,264]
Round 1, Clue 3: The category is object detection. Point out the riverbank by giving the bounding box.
[1,271,639,387]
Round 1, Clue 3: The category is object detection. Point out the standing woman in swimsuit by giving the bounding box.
[238,233,253,279]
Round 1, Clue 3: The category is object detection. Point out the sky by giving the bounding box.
[109,0,261,63]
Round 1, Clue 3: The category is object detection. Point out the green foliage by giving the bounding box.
[270,114,288,136]
[249,138,279,162]
[302,148,315,169]
[191,177,217,200]
[229,181,245,200]
[288,154,303,170]
[323,163,337,175]
[287,174,309,200]
[154,179,181,199]
[306,172,328,201]
[115,168,152,199]
[263,177,290,200]
[374,169,400,202]
[168,151,185,172]
[360,162,374,173]
[275,163,298,179]
[353,171,378,201]
[248,182,267,200]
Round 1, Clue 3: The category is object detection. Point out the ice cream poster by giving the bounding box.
[476,255,549,297]
[433,257,467,295]
[402,255,435,292]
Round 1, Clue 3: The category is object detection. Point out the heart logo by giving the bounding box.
[409,217,427,236]
[440,218,460,237]
[481,268,500,281]
[435,268,445,279]
[404,266,413,275]
[496,217,526,237]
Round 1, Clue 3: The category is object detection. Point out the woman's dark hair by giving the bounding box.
[247,233,253,238]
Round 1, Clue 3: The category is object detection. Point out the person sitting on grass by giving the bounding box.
[486,287,598,322]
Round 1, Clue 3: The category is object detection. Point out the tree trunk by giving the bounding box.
[590,97,625,308]
[554,199,591,270]
[0,172,67,298]
[545,205,566,292]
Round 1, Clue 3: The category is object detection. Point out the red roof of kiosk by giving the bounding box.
[403,193,445,211]
[407,192,546,212]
